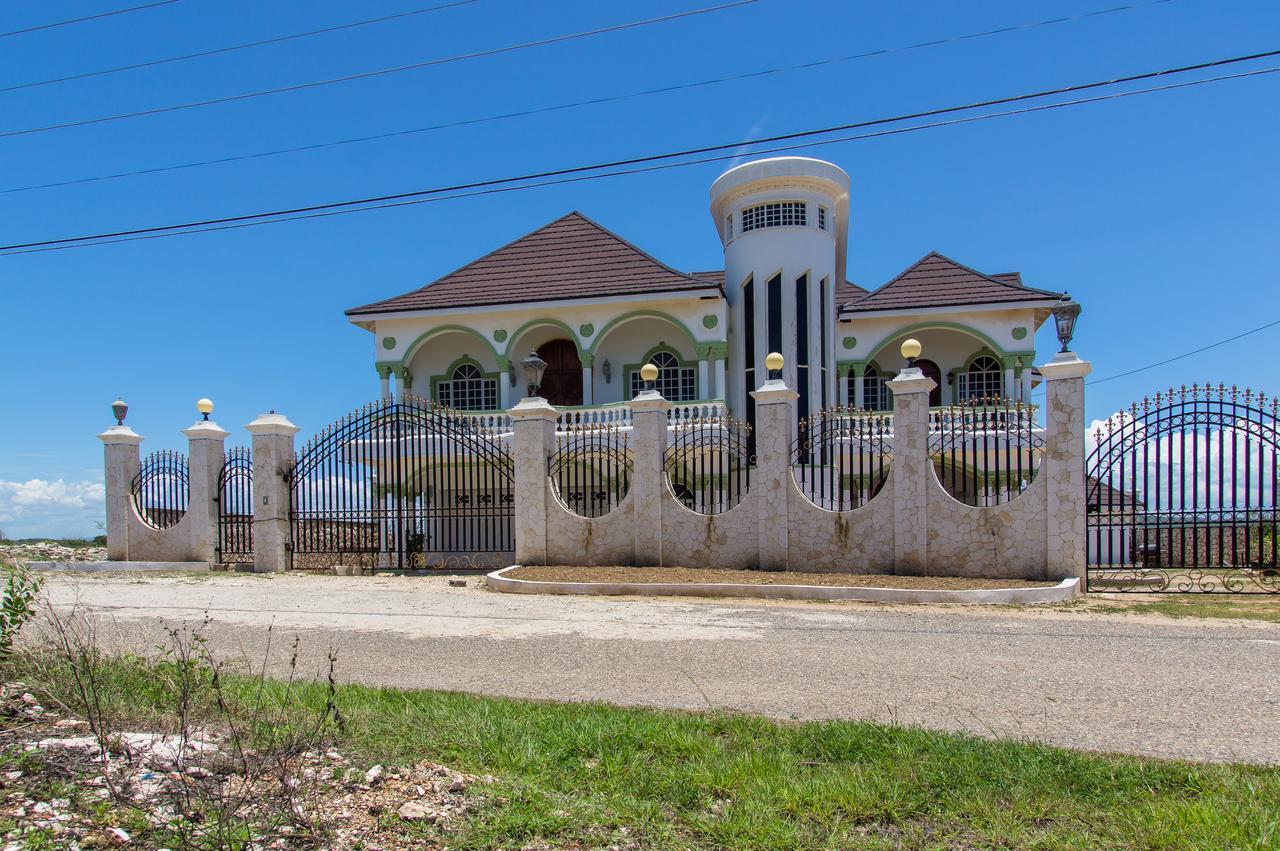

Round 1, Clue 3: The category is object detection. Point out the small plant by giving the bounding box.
[0,561,43,656]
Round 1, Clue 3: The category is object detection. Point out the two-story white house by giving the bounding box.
[346,156,1070,428]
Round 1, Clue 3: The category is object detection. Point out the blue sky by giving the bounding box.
[1,0,1278,537]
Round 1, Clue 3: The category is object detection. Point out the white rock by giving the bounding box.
[364,764,384,785]
[397,801,435,821]
[105,826,131,845]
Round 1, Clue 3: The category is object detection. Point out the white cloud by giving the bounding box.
[0,479,104,539]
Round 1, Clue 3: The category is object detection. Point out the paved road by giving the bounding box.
[38,572,1280,764]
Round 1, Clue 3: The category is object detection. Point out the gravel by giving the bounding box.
[35,572,1280,765]
[508,566,1059,589]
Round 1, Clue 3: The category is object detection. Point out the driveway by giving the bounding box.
[37,572,1280,765]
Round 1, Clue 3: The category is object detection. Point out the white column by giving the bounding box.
[838,368,850,407]
[1041,352,1093,581]
[713,356,726,400]
[98,424,143,561]
[581,362,593,406]
[247,411,299,573]
[887,367,936,575]
[509,397,559,565]
[183,418,230,563]
[379,367,390,400]
[697,358,709,399]
[1003,366,1016,402]
[1020,365,1033,403]
[630,389,673,565]
[751,372,797,569]
[498,358,513,410]
[853,369,865,410]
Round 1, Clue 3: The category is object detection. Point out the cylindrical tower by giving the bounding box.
[709,157,850,431]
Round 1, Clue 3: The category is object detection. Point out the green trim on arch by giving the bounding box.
[504,317,583,359]
[401,324,501,367]
[623,345,699,400]
[587,309,700,358]
[864,321,1010,364]
[963,348,1003,373]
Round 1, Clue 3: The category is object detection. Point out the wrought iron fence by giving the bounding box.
[216,447,253,564]
[928,397,1044,506]
[548,426,631,518]
[131,449,189,529]
[1087,384,1278,593]
[792,407,892,510]
[663,416,754,514]
[288,395,514,571]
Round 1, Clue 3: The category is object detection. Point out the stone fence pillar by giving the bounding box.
[751,377,797,570]
[630,388,673,565]
[509,397,558,565]
[887,367,936,575]
[1040,352,1093,580]
[183,418,230,563]
[247,411,298,573]
[98,424,143,561]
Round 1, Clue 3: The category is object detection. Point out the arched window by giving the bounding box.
[959,355,1002,402]
[437,363,498,410]
[860,365,890,411]
[630,350,696,401]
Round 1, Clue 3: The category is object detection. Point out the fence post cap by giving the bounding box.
[630,389,673,413]
[886,368,936,395]
[97,424,143,445]
[507,396,559,420]
[750,377,798,404]
[182,419,230,441]
[1038,351,1092,381]
[246,411,299,436]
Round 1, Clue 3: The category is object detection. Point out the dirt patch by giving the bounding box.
[506,566,1059,590]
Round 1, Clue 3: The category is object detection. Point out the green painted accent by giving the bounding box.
[504,317,584,359]
[586,310,699,358]
[381,336,396,351]
[579,353,595,368]
[623,345,699,398]
[428,356,501,402]
[401,324,501,367]
[1011,326,1028,341]
[702,314,718,329]
[962,348,1003,372]
[493,329,508,343]
[579,323,595,337]
[694,341,728,359]
[841,336,857,350]
[374,362,396,379]
[495,355,511,371]
[835,363,853,378]
[864,321,1012,364]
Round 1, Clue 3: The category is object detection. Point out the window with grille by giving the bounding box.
[853,366,891,411]
[818,206,828,231]
[740,201,806,233]
[724,214,733,241]
[630,351,696,401]
[958,356,1003,402]
[437,363,498,410]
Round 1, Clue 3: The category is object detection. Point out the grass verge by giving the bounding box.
[12,651,1280,850]
[1082,593,1280,624]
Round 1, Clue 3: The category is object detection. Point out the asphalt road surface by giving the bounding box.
[37,572,1280,764]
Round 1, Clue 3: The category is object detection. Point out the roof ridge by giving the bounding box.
[839,250,1063,314]
[920,250,1062,299]
[567,210,708,286]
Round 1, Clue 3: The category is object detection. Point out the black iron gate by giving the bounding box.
[1086,385,1278,593]
[288,395,514,571]
[215,447,254,564]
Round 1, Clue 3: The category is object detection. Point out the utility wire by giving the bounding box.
[3,64,1276,258]
[0,0,479,94]
[0,0,178,39]
[1,49,1275,255]
[0,0,1177,195]
[0,0,759,140]
[1087,318,1280,385]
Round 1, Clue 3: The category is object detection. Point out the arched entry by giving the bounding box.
[915,359,942,407]
[537,339,583,406]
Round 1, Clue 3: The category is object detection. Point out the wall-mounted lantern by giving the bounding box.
[602,358,612,384]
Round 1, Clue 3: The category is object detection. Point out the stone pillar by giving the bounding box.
[97,424,143,561]
[580,356,594,406]
[751,376,797,569]
[509,397,559,565]
[183,418,230,563]
[246,411,299,573]
[887,367,936,575]
[1041,352,1092,581]
[630,388,672,565]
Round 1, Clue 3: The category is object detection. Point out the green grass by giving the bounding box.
[1085,593,1280,624]
[15,653,1280,850]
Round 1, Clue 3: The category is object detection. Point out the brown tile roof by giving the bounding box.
[841,252,1062,314]
[347,212,723,316]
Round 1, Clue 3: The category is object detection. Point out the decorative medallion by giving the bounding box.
[493,329,508,342]
[381,336,396,350]
[841,336,857,350]
[1011,326,1028,341]
[579,323,595,337]
[702,314,718,329]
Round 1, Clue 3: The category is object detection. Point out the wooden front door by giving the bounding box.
[915,358,942,407]
[536,339,583,406]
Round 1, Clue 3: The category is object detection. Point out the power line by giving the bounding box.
[1,48,1275,256]
[0,0,479,95]
[1087,318,1280,385]
[7,63,1277,258]
[0,0,1178,196]
[0,0,178,39]
[0,0,759,141]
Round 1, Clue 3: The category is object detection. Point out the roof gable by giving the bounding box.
[347,212,722,316]
[841,252,1062,314]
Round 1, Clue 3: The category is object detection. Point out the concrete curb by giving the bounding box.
[24,561,210,573]
[486,566,1081,604]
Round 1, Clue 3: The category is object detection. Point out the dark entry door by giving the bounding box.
[537,339,583,406]
[915,358,942,407]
